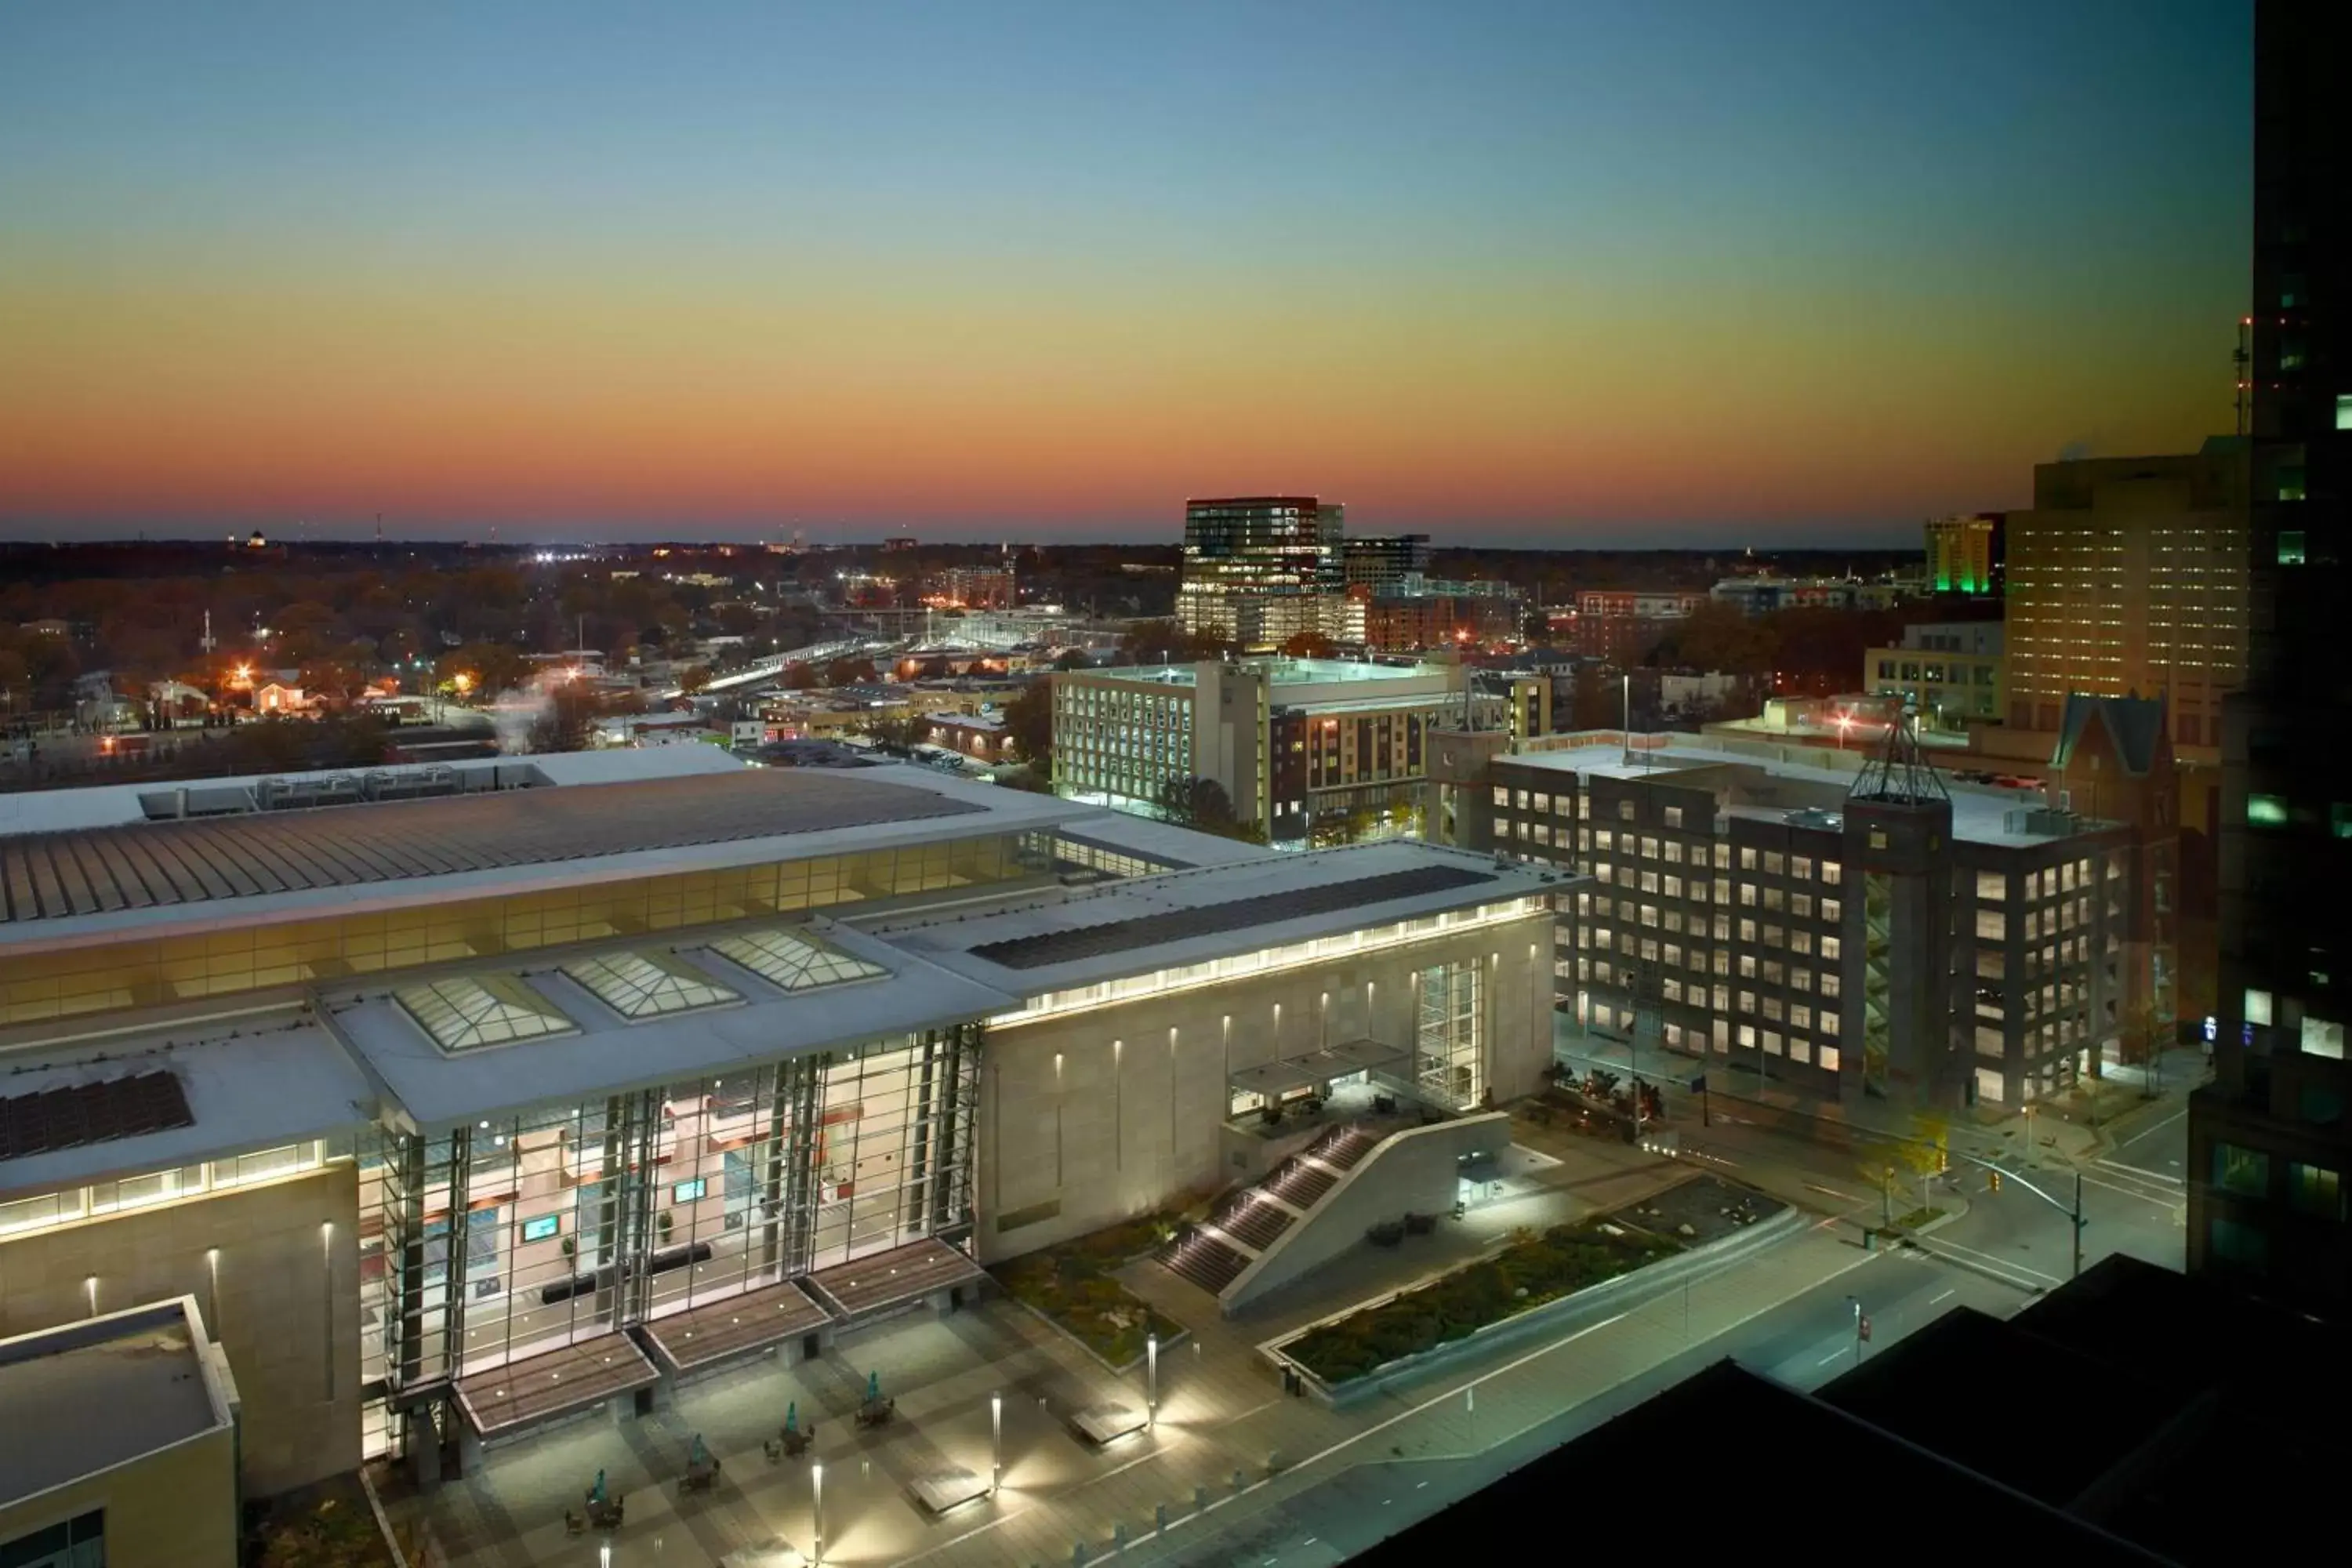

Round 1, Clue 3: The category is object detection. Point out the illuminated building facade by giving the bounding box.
[1051,656,1483,843]
[0,747,1554,1498]
[2002,440,2249,757]
[1177,495,1346,649]
[1457,728,2151,1110]
[1924,513,2004,596]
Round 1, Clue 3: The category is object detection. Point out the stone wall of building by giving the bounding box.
[0,1165,361,1497]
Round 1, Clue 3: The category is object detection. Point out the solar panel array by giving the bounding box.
[0,1071,194,1163]
[0,770,983,923]
[967,863,1497,971]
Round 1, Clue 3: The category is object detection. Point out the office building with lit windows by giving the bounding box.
[1176,495,1347,649]
[2003,439,2249,759]
[1051,655,1488,844]
[1448,724,2151,1110]
[0,746,1553,1508]
[1864,622,2005,730]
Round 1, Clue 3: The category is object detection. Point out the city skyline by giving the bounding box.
[2,1,2250,545]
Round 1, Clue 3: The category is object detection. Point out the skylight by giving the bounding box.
[711,926,888,993]
[397,976,575,1051]
[561,951,739,1018]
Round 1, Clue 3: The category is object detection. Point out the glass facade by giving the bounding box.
[361,1026,979,1408]
[1415,959,1483,1109]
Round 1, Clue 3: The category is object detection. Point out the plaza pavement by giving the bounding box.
[385,1132,1872,1567]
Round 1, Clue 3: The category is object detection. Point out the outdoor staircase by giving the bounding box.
[1155,1121,1379,1302]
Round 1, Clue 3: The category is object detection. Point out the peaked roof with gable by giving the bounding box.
[2050,694,2168,778]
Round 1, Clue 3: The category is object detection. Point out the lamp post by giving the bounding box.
[1848,1295,1864,1367]
[811,1461,824,1566]
[991,1392,1003,1494]
[1147,1332,1160,1429]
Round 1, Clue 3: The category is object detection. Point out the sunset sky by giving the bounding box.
[0,2,2249,545]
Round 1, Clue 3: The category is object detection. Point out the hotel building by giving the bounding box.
[1443,703,2169,1110]
[2002,439,2249,758]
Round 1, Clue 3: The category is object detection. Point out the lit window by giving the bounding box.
[2338,394,2352,431]
[2303,1017,2345,1060]
[1664,806,1684,829]
[2244,988,2274,1026]
[2212,1142,2269,1198]
[2278,532,2307,566]
[713,926,890,992]
[1818,1046,1841,1073]
[397,975,575,1051]
[1820,936,1841,961]
[2288,1162,2343,1220]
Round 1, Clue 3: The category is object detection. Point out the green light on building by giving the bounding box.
[2248,793,2288,827]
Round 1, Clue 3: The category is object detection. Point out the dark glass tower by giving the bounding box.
[2197,0,2351,1316]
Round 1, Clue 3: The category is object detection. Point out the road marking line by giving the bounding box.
[1815,1348,1848,1367]
[2095,1157,2185,1187]
[1931,1290,1955,1305]
[1918,1236,2061,1288]
[1803,1183,1860,1203]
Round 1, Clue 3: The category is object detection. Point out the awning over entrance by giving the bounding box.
[643,1282,832,1376]
[453,1331,659,1439]
[1227,1038,1409,1100]
[804,1239,984,1321]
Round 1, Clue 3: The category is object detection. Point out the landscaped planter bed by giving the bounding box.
[991,1212,1189,1372]
[1282,1218,1680,1386]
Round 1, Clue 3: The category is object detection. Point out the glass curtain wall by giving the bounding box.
[359,1027,979,1443]
[1863,871,1893,1094]
[1414,960,1484,1109]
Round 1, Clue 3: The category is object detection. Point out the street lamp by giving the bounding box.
[991,1392,1003,1494]
[811,1461,824,1565]
[1847,1294,1864,1367]
[1147,1332,1160,1429]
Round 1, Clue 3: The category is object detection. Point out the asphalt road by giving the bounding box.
[1151,1243,2032,1566]
[1147,1083,2196,1566]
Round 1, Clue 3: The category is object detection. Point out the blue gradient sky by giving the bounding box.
[0,1,2251,544]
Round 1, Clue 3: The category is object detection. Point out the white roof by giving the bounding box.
[873,841,1562,996]
[0,1011,378,1202]
[0,761,1091,951]
[0,745,739,838]
[324,920,1015,1127]
[1052,814,1279,871]
[1499,739,2102,848]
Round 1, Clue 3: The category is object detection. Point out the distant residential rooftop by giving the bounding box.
[0,1298,234,1510]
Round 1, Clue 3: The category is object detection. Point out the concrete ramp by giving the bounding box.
[1218,1112,1511,1313]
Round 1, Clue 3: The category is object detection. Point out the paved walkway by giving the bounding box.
[385,1146,1866,1566]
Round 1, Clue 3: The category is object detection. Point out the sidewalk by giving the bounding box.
[1559,1012,2199,1175]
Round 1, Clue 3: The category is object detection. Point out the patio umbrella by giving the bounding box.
[784,1401,797,1434]
[866,1370,880,1403]
[690,1433,710,1467]
[590,1468,606,1505]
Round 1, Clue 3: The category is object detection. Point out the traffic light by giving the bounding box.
[1988,1168,2003,1192]
[1938,1145,1950,1174]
